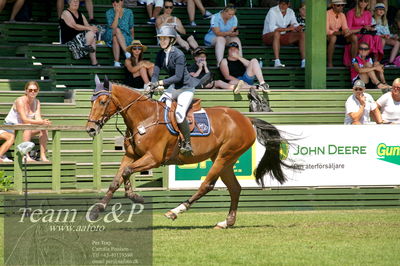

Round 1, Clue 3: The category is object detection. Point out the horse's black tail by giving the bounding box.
[251,118,290,187]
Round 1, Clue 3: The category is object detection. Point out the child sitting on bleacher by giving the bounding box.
[351,42,391,89]
[372,3,400,66]
[188,47,242,92]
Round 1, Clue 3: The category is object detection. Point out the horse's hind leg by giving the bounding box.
[214,165,241,229]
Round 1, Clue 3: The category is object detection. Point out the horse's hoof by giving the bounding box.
[213,225,227,229]
[133,195,144,204]
[89,209,99,221]
[214,220,229,229]
[164,211,177,221]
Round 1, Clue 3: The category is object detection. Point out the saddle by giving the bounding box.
[167,98,202,134]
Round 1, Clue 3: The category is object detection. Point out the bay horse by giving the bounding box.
[86,76,290,229]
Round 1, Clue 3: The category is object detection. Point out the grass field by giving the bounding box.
[1,209,400,265]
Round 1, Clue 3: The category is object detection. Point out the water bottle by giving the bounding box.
[259,58,263,68]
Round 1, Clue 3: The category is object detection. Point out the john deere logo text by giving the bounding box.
[377,143,400,166]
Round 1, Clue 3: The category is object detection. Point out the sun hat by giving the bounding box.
[126,40,148,53]
[374,3,385,9]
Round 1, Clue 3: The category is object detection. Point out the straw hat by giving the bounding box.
[126,40,148,53]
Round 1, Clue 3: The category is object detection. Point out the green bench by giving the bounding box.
[0,79,54,91]
[17,43,346,67]
[0,4,267,27]
[0,21,263,46]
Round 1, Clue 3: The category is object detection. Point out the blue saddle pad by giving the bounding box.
[164,108,211,137]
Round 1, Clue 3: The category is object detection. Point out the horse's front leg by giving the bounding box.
[121,152,160,200]
[89,155,133,221]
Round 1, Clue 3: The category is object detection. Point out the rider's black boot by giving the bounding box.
[177,119,193,156]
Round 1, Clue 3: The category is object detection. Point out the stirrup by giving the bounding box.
[180,142,193,156]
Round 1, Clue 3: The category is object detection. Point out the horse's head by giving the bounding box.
[86,75,117,137]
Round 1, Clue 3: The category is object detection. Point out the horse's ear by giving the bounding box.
[104,75,110,90]
[94,74,100,86]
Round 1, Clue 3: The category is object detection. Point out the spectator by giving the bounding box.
[368,0,387,12]
[296,2,306,31]
[105,0,134,67]
[186,0,212,26]
[344,79,383,124]
[204,4,242,67]
[220,42,270,94]
[0,129,14,163]
[145,0,162,25]
[60,0,99,66]
[57,0,95,24]
[0,0,25,22]
[351,42,391,89]
[327,0,358,67]
[156,0,199,52]
[372,3,400,66]
[376,78,400,123]
[344,0,383,66]
[262,0,305,68]
[3,81,51,162]
[124,40,154,88]
[188,47,242,92]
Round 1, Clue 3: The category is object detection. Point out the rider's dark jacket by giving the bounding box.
[151,46,199,89]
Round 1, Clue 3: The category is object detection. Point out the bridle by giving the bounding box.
[87,88,147,129]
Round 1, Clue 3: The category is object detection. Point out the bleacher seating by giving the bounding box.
[0,1,398,191]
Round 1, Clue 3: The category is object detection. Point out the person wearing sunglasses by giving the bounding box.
[372,3,400,67]
[2,81,51,162]
[345,79,383,124]
[344,0,383,66]
[156,0,199,53]
[124,40,154,88]
[105,0,135,67]
[376,78,400,123]
[351,42,391,89]
[327,0,358,67]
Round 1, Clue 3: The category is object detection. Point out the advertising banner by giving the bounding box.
[168,125,400,188]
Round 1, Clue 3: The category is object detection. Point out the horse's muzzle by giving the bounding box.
[86,122,100,137]
[86,127,97,137]
[86,126,98,137]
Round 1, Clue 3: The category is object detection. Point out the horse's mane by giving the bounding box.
[110,82,158,102]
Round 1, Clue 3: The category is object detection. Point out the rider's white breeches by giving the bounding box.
[159,86,194,123]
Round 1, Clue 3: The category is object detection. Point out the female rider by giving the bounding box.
[147,25,202,156]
